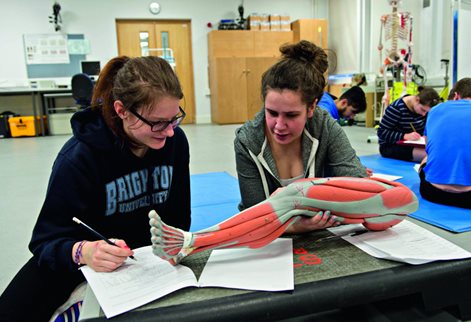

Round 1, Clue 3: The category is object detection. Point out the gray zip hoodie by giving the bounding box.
[234,107,367,211]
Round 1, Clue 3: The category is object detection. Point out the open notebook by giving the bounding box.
[80,239,293,318]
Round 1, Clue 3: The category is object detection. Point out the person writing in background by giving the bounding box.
[0,56,191,321]
[419,77,471,209]
[377,86,440,162]
[234,40,368,235]
[317,85,367,123]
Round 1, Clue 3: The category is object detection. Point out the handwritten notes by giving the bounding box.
[80,247,197,318]
[81,239,293,318]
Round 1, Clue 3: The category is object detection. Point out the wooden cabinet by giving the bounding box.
[208,31,294,58]
[208,20,328,124]
[291,19,328,49]
[245,57,280,119]
[208,31,292,124]
[209,57,246,124]
[209,56,279,123]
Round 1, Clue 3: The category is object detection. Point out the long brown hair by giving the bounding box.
[91,56,183,146]
[261,40,328,107]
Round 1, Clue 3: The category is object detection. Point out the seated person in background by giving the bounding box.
[419,77,471,209]
[377,86,440,162]
[234,40,368,235]
[317,86,367,123]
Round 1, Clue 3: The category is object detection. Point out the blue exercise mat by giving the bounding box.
[360,154,471,233]
[190,172,240,232]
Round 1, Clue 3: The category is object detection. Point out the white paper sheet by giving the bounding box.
[413,164,421,173]
[81,238,293,318]
[198,238,294,291]
[329,221,471,265]
[403,136,425,145]
[371,173,403,181]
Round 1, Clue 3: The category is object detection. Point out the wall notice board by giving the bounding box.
[24,34,87,78]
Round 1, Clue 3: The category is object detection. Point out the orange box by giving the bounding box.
[260,15,270,32]
[8,116,47,137]
[280,14,291,31]
[270,15,281,31]
[248,14,261,30]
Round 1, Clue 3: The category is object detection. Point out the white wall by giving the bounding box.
[329,0,423,74]
[0,0,329,123]
[457,0,471,81]
[4,0,457,122]
[329,0,360,74]
[328,0,453,86]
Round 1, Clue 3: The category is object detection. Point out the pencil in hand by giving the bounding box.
[72,217,136,260]
[409,122,417,133]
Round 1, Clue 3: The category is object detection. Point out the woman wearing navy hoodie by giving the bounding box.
[0,56,191,321]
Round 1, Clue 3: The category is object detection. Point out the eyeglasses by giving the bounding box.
[129,106,186,132]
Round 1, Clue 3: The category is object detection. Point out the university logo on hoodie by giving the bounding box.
[105,165,173,215]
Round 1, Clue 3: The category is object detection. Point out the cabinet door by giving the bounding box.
[210,57,248,124]
[253,32,293,57]
[208,31,255,58]
[292,19,328,49]
[246,57,279,120]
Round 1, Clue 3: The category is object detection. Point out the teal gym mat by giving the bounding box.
[190,172,240,232]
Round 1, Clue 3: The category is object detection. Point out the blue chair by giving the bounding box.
[71,73,94,108]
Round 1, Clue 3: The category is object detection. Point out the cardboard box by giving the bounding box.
[259,13,269,31]
[248,14,261,30]
[269,14,281,31]
[8,116,46,137]
[280,14,291,31]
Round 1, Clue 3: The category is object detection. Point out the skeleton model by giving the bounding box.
[149,177,418,265]
[378,0,413,116]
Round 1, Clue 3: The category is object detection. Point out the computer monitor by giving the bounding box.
[80,61,101,79]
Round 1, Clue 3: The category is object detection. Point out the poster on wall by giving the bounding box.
[23,33,70,64]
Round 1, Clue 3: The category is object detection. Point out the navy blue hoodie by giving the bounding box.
[29,107,191,272]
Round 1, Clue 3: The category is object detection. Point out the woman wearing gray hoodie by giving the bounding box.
[234,40,367,234]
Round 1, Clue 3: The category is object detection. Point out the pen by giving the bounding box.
[72,217,136,260]
[315,230,368,243]
[410,122,417,133]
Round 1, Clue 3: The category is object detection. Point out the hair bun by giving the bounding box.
[280,40,328,74]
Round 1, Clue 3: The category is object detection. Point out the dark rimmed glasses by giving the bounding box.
[129,106,186,132]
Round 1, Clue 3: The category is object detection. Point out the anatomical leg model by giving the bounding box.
[149,177,418,265]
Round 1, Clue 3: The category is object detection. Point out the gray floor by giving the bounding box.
[0,124,378,294]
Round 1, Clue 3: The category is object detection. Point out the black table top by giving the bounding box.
[80,222,471,321]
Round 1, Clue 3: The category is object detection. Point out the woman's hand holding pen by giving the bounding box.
[73,239,134,272]
[404,132,422,141]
